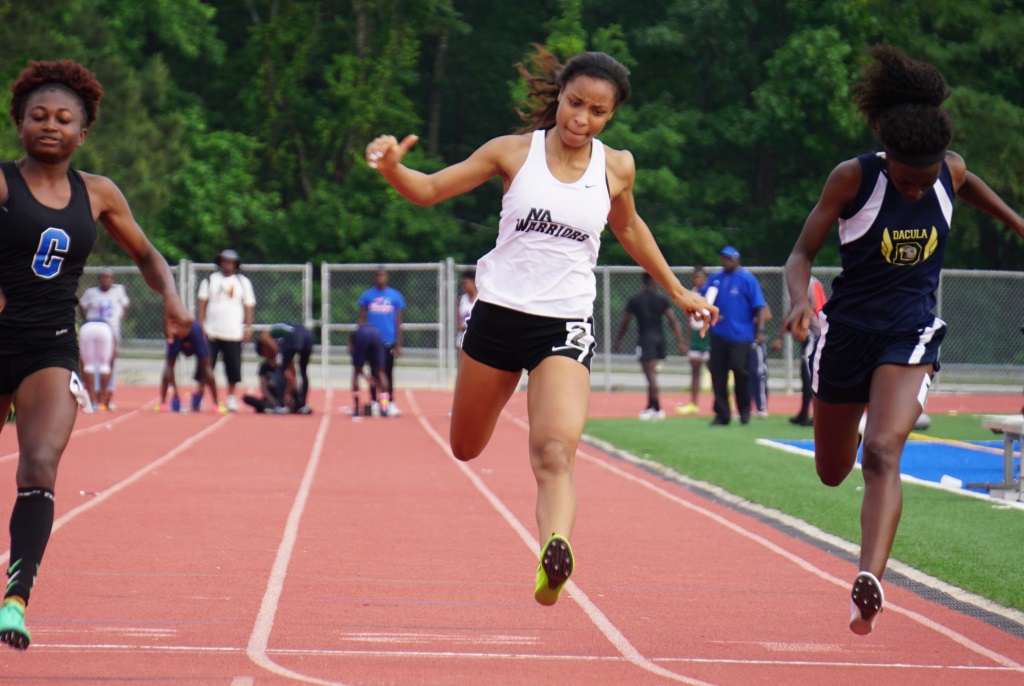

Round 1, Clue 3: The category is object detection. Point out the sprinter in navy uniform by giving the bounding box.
[783,46,1024,636]
[0,61,192,650]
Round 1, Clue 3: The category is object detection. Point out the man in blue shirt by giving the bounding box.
[702,246,767,425]
[357,268,405,416]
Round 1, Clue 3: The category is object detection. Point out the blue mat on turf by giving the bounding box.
[774,439,1021,494]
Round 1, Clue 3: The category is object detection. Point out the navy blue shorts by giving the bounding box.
[167,320,210,360]
[350,325,386,371]
[810,315,945,404]
[462,300,596,373]
[0,337,80,395]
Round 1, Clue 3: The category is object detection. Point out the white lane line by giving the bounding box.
[572,434,1024,672]
[0,400,157,464]
[1,414,231,565]
[21,643,1024,674]
[756,438,1024,511]
[230,678,254,686]
[752,440,1024,622]
[245,389,349,686]
[406,390,715,686]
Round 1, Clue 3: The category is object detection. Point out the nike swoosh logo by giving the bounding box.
[585,183,598,188]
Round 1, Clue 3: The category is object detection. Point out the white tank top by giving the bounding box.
[476,129,610,319]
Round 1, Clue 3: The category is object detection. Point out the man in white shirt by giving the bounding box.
[77,268,130,409]
[197,249,256,412]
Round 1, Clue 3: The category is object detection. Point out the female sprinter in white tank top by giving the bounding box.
[366,46,717,606]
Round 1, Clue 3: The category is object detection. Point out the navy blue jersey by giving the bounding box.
[824,152,952,333]
[0,161,97,354]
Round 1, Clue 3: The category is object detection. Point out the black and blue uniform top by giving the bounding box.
[824,152,953,333]
[0,161,97,354]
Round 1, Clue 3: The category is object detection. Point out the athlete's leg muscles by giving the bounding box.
[526,356,590,543]
[689,357,702,405]
[448,351,521,461]
[858,363,931,579]
[6,368,77,609]
[13,368,78,489]
[812,398,866,486]
[640,359,659,408]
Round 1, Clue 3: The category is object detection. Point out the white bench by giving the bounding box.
[970,417,1023,499]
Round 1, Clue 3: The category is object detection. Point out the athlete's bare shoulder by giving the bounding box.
[79,170,127,219]
[601,143,636,198]
[481,132,534,186]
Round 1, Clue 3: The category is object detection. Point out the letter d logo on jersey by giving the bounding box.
[881,226,938,266]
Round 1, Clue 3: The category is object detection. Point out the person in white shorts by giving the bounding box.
[77,267,130,408]
[77,321,115,410]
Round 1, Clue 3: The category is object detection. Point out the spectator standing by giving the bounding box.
[196,249,255,412]
[358,268,404,416]
[456,270,477,349]
[703,246,767,426]
[77,320,115,410]
[612,272,686,419]
[676,267,709,415]
[748,302,772,418]
[774,275,826,426]
[77,267,129,408]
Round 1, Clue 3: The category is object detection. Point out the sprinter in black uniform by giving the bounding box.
[0,60,192,650]
[783,46,1024,635]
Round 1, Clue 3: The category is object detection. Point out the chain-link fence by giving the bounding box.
[78,262,313,391]
[320,263,452,390]
[78,261,1024,394]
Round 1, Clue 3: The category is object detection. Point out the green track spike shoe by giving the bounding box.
[534,534,574,606]
[0,599,30,650]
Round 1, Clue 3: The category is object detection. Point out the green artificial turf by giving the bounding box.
[583,412,1024,613]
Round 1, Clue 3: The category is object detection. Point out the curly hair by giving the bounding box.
[853,45,952,162]
[514,44,631,133]
[9,60,103,127]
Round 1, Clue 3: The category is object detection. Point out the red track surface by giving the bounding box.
[1,386,1021,685]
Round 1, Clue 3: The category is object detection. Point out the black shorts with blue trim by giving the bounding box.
[810,315,945,404]
[0,336,80,395]
[462,300,596,373]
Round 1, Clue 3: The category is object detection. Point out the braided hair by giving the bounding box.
[514,45,631,133]
[9,60,103,127]
[853,45,952,166]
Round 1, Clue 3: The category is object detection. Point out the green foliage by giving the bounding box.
[1,0,1023,270]
[157,107,283,262]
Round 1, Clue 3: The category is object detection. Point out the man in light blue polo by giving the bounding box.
[357,268,405,416]
[702,246,767,425]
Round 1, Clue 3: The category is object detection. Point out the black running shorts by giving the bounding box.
[462,300,596,373]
